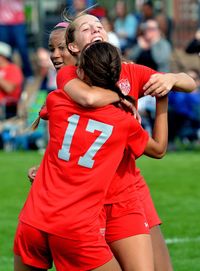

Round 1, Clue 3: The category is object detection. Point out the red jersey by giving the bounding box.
[106,62,158,202]
[19,89,149,240]
[0,63,23,102]
[57,63,157,203]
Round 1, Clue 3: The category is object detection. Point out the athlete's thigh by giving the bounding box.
[109,234,154,271]
[91,257,122,271]
[14,255,47,271]
[105,199,149,244]
[137,176,162,228]
[150,226,173,271]
[14,222,52,270]
[49,233,113,271]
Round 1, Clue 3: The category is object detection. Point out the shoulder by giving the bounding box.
[121,62,157,78]
[57,65,78,89]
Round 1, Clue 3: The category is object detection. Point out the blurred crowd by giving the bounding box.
[0,0,200,152]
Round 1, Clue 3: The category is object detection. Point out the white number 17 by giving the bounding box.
[58,114,113,168]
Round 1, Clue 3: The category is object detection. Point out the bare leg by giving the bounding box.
[91,257,122,271]
[109,234,154,271]
[14,255,47,271]
[150,226,173,271]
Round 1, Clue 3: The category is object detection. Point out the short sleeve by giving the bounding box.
[133,64,158,98]
[127,118,149,158]
[56,66,78,89]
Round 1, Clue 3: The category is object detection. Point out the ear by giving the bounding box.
[68,42,80,54]
[77,67,84,80]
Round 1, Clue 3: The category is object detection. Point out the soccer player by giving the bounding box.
[56,13,196,271]
[27,21,151,270]
[14,41,168,271]
[28,21,122,179]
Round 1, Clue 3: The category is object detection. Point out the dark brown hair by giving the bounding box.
[79,41,135,104]
[65,21,77,56]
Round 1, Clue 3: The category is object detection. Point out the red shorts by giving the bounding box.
[100,197,150,244]
[136,173,162,228]
[14,221,113,271]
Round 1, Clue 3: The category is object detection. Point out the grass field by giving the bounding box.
[0,150,199,270]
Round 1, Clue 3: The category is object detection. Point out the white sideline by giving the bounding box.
[166,236,200,244]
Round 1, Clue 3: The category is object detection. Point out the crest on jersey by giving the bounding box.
[117,79,131,96]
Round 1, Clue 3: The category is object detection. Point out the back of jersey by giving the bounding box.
[20,89,145,241]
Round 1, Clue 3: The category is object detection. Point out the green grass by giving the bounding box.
[0,150,199,270]
[137,151,200,271]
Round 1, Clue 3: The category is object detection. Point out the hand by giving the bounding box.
[143,73,177,97]
[138,36,149,50]
[119,98,142,123]
[27,166,38,183]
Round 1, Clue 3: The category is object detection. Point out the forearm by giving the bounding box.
[64,79,120,107]
[152,97,168,155]
[146,96,168,158]
[170,72,196,93]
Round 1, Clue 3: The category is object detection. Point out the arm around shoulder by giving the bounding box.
[64,78,120,107]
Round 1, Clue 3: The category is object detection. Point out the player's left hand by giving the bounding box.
[119,99,141,123]
[27,166,38,183]
[143,73,176,97]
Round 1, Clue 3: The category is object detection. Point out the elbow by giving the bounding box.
[155,152,166,159]
[79,95,98,107]
[145,146,167,159]
[154,148,167,159]
[178,73,197,92]
[191,80,197,92]
[151,144,167,159]
[186,80,197,93]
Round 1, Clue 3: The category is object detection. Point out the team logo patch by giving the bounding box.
[100,228,106,237]
[117,79,131,96]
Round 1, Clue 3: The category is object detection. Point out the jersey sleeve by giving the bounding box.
[127,118,149,158]
[132,64,158,98]
[56,65,78,89]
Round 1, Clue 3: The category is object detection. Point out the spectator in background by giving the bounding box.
[184,69,200,142]
[126,19,171,136]
[69,0,87,16]
[155,8,174,45]
[0,22,74,152]
[138,0,155,23]
[0,0,33,80]
[0,42,24,120]
[36,48,57,93]
[114,0,138,53]
[66,0,94,10]
[0,89,47,152]
[100,17,120,49]
[185,28,200,54]
[89,5,107,19]
[0,47,54,152]
[126,19,172,72]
